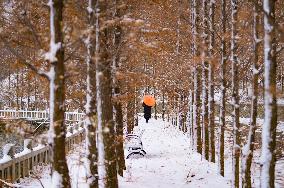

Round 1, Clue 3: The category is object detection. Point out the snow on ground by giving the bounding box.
[20,144,89,188]
[217,116,284,187]
[121,117,230,188]
[20,117,230,188]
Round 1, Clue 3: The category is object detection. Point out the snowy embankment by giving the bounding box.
[20,117,230,188]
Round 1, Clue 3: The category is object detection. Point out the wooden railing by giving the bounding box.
[0,121,85,183]
[0,109,85,122]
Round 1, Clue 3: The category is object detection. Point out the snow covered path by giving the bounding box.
[21,117,230,188]
[120,118,230,188]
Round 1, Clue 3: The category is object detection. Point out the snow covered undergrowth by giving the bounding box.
[20,117,230,188]
[221,116,284,187]
[20,144,89,187]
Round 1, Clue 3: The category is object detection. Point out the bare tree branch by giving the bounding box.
[0,179,21,188]
[0,36,49,80]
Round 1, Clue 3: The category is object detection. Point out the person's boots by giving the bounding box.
[146,119,148,123]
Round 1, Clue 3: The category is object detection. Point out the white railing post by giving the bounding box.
[0,109,85,123]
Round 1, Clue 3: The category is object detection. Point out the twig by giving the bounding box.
[0,179,21,188]
[30,171,45,188]
[0,36,49,80]
[276,45,284,55]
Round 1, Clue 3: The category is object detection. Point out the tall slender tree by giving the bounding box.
[219,0,227,176]
[208,0,216,163]
[192,0,202,154]
[113,0,126,177]
[126,94,135,133]
[260,0,277,187]
[45,0,71,187]
[95,0,119,187]
[201,0,209,160]
[231,0,240,187]
[84,0,99,187]
[241,1,261,187]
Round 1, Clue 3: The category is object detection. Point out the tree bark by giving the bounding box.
[260,0,277,187]
[162,92,165,121]
[47,0,70,187]
[192,0,202,155]
[219,0,227,177]
[201,0,209,161]
[241,1,261,187]
[114,99,126,176]
[85,0,98,187]
[127,95,135,133]
[231,0,240,187]
[208,0,216,163]
[95,0,118,187]
[189,89,194,147]
[113,0,126,177]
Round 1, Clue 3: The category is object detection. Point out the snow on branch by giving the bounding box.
[45,0,62,63]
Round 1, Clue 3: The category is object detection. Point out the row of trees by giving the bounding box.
[44,0,130,187]
[0,0,136,187]
[1,0,284,187]
[183,0,284,188]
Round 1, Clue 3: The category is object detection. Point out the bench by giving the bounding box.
[125,130,146,159]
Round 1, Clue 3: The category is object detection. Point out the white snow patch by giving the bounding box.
[51,171,63,188]
[33,144,46,151]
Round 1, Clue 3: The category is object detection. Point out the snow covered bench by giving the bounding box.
[125,129,146,159]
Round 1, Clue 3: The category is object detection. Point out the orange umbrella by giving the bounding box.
[143,95,156,106]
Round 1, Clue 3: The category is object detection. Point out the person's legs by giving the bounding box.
[146,118,149,123]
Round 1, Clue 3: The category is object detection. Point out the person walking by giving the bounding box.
[143,102,152,123]
[142,95,155,123]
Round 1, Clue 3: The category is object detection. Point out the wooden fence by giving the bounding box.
[0,121,85,183]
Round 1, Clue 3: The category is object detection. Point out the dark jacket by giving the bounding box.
[143,102,152,120]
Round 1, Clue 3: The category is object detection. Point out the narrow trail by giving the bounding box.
[21,117,230,188]
[120,117,230,188]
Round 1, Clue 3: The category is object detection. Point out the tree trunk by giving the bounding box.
[201,0,209,160]
[84,0,98,187]
[231,0,240,187]
[127,96,135,133]
[27,70,31,109]
[95,0,118,187]
[192,0,202,155]
[162,92,165,121]
[241,1,261,187]
[260,0,277,187]
[8,62,11,107]
[16,70,19,109]
[113,0,126,177]
[46,0,70,187]
[114,100,126,176]
[154,86,157,120]
[281,65,284,94]
[219,0,227,177]
[20,70,24,109]
[194,68,202,154]
[189,89,194,147]
[208,0,216,163]
[34,77,38,110]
